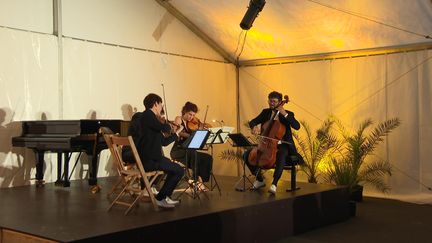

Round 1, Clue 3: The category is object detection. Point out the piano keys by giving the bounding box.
[12,119,129,187]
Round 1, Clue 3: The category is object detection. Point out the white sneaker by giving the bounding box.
[151,186,159,195]
[252,180,266,189]
[268,184,277,194]
[143,186,159,196]
[166,197,180,205]
[156,198,175,208]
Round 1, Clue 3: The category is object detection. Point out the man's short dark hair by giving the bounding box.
[143,93,162,110]
[268,91,282,101]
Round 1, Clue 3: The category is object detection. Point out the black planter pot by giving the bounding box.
[349,201,357,217]
[350,185,363,202]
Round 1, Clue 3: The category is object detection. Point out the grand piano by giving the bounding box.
[12,120,129,187]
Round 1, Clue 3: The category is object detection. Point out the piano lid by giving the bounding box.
[12,119,129,150]
[18,119,125,136]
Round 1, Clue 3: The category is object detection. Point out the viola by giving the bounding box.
[157,114,183,137]
[248,95,289,169]
[187,117,212,131]
[186,105,212,131]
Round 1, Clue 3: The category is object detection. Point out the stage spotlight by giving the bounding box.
[240,0,266,30]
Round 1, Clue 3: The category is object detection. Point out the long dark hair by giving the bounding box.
[181,101,198,115]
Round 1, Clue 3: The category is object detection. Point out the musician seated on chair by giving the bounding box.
[124,93,184,208]
[170,101,213,190]
[243,91,302,194]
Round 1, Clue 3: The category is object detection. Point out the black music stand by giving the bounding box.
[228,133,256,192]
[181,129,211,199]
[204,128,232,195]
[207,127,232,145]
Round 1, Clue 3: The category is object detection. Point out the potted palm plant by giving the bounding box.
[293,118,339,183]
[324,118,401,202]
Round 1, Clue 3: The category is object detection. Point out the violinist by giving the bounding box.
[170,102,213,188]
[243,91,301,194]
[126,93,184,208]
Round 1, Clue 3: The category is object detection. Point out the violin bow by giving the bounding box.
[161,83,169,121]
[203,105,209,124]
[256,134,292,145]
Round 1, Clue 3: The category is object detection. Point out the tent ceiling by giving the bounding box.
[166,0,432,62]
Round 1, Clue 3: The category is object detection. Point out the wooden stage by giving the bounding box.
[0,176,350,243]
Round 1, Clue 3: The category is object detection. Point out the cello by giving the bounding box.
[248,95,289,169]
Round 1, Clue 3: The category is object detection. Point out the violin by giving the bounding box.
[248,95,289,169]
[186,105,212,131]
[156,114,178,133]
[187,117,212,131]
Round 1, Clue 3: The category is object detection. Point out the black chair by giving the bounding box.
[283,155,302,191]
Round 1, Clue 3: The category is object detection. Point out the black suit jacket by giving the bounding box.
[127,110,178,163]
[249,108,300,145]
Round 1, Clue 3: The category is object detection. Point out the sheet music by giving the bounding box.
[206,126,235,144]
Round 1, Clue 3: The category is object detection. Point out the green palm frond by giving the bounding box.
[293,132,310,162]
[333,116,350,141]
[300,120,313,155]
[219,149,244,162]
[362,118,401,157]
[325,157,357,187]
[295,118,338,183]
[325,117,400,193]
[362,175,391,193]
[357,118,373,139]
[316,118,334,142]
[358,160,392,181]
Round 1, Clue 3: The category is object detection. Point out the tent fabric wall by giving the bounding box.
[1,0,430,203]
[0,0,236,188]
[62,0,224,62]
[239,50,432,202]
[170,0,432,61]
[0,0,53,34]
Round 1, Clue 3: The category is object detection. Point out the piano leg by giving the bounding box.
[63,152,71,187]
[34,150,45,187]
[88,150,102,193]
[88,152,99,186]
[55,152,63,186]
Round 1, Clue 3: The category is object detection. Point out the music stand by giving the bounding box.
[181,130,211,199]
[206,126,234,145]
[228,133,256,192]
[204,127,234,195]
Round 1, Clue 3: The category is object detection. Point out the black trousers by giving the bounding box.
[145,156,184,201]
[170,146,213,182]
[243,144,295,186]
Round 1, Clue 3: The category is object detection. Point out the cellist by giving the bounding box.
[243,91,301,194]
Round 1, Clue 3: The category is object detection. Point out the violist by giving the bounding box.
[125,93,184,208]
[170,102,213,188]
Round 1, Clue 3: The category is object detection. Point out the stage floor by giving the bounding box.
[0,176,350,243]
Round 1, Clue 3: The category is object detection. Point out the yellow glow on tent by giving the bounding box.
[248,30,274,43]
[330,38,345,48]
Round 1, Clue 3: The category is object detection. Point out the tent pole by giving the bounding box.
[236,61,241,176]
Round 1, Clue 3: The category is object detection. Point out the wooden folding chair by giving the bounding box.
[100,128,123,198]
[106,135,164,214]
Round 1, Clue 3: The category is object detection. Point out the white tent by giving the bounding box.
[1,0,431,203]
